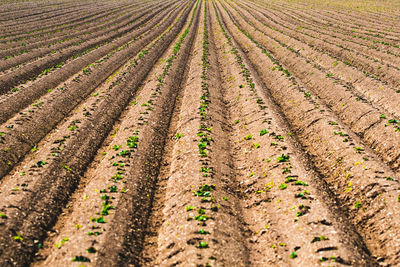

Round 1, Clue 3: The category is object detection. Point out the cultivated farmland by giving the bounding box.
[0,0,400,265]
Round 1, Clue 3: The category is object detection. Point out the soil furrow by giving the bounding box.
[29,7,194,264]
[0,1,179,125]
[0,2,135,46]
[140,3,249,265]
[0,1,169,77]
[0,2,145,55]
[0,1,193,265]
[238,1,400,91]
[1,0,400,264]
[221,0,400,174]
[94,1,202,265]
[250,1,400,67]
[0,2,133,40]
[212,1,374,265]
[0,2,185,180]
[214,0,400,264]
[0,2,156,62]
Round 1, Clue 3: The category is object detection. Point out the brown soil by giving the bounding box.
[0,0,399,266]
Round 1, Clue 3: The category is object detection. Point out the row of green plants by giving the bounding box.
[233,0,400,238]
[71,0,199,262]
[213,2,344,262]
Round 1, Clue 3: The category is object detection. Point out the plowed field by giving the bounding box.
[1,0,400,265]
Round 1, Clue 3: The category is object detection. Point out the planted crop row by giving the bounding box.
[0,4,194,264]
[211,2,372,264]
[245,0,400,69]
[95,1,203,265]
[214,0,400,264]
[0,2,181,125]
[0,1,132,40]
[0,2,186,179]
[221,0,400,176]
[0,1,195,265]
[0,1,174,83]
[237,1,400,90]
[0,2,147,56]
[0,1,155,60]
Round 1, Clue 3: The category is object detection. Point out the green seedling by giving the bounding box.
[198,229,210,234]
[333,131,347,136]
[252,143,260,149]
[36,161,46,167]
[285,176,296,182]
[88,231,101,236]
[197,208,206,215]
[176,133,183,139]
[91,216,106,223]
[55,237,69,249]
[100,203,114,215]
[311,236,328,243]
[201,167,211,173]
[13,232,23,242]
[87,247,97,253]
[277,154,290,162]
[112,145,121,151]
[354,201,362,209]
[0,213,7,219]
[72,256,90,262]
[296,205,310,217]
[273,135,285,141]
[198,242,209,248]
[127,136,139,148]
[244,134,252,140]
[290,251,298,259]
[62,164,72,171]
[260,129,268,136]
[117,150,130,157]
[295,190,310,199]
[295,181,308,186]
[198,142,207,149]
[186,206,194,211]
[68,125,77,131]
[278,183,287,190]
[194,215,208,221]
[354,147,364,153]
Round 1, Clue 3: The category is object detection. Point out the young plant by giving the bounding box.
[276,154,290,162]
